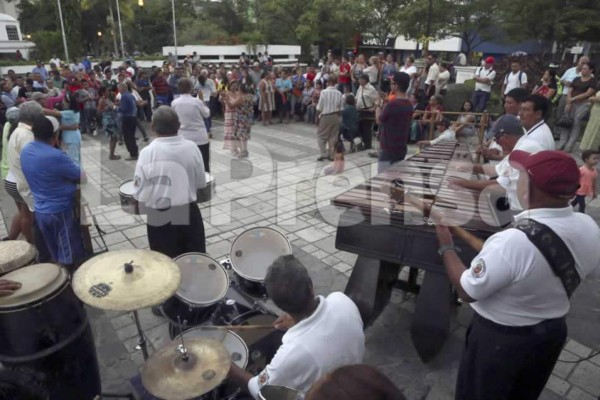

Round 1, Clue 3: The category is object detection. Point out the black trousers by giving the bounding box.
[456,313,567,400]
[358,119,373,149]
[570,194,586,213]
[198,143,210,173]
[146,202,206,259]
[121,116,138,157]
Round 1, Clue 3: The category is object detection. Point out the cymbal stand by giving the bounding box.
[132,309,149,361]
[176,316,189,361]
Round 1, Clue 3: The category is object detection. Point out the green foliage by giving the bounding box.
[30,31,64,61]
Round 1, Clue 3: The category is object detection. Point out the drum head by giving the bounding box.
[0,264,67,309]
[178,328,248,369]
[259,385,301,400]
[205,172,214,184]
[119,180,135,196]
[174,253,229,306]
[0,240,37,274]
[230,228,292,282]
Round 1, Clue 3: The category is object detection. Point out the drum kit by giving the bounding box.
[119,173,216,215]
[0,227,301,399]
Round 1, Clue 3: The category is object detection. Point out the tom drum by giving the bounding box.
[230,227,292,297]
[161,253,229,334]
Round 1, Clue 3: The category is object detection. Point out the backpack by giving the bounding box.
[504,70,524,88]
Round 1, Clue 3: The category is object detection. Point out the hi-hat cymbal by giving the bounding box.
[142,337,231,400]
[72,249,181,311]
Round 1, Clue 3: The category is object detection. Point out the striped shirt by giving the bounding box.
[316,86,343,115]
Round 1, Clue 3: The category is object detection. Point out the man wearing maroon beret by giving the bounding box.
[435,151,600,400]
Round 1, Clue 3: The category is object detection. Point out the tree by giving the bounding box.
[360,0,407,50]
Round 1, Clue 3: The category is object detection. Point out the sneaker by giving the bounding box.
[126,156,138,161]
[316,156,327,161]
[368,151,378,158]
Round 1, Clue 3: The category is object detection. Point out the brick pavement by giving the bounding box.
[1,120,599,399]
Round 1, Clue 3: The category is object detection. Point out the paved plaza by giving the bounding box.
[1,120,599,400]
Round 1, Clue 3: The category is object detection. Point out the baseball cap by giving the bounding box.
[485,56,495,64]
[508,150,580,198]
[491,115,523,138]
[45,116,60,133]
[6,107,19,124]
[31,92,49,101]
[253,62,259,67]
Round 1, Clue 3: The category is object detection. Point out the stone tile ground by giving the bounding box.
[1,120,599,399]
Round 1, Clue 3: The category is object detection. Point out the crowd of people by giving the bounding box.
[0,48,600,400]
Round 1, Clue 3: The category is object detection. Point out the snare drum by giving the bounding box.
[197,173,216,203]
[161,253,229,334]
[0,240,37,274]
[230,227,292,297]
[259,386,302,400]
[177,327,248,369]
[118,180,140,215]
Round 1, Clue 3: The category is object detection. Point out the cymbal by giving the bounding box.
[142,337,231,400]
[72,249,181,311]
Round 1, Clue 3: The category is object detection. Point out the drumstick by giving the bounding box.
[385,185,484,252]
[196,324,276,331]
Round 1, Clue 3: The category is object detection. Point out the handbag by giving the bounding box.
[555,113,573,129]
[358,90,375,121]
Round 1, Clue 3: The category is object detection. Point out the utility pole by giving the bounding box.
[107,0,119,58]
[57,0,70,62]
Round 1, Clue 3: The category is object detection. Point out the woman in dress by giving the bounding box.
[60,91,82,165]
[98,86,121,160]
[560,62,598,152]
[233,84,255,158]
[258,71,274,126]
[380,54,398,94]
[579,87,600,151]
[222,80,240,154]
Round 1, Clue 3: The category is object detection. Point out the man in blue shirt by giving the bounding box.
[118,82,139,160]
[31,61,48,81]
[21,115,86,269]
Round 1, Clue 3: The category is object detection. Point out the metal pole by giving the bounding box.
[108,0,119,59]
[116,0,125,58]
[172,0,178,63]
[57,0,70,63]
[132,310,149,360]
[425,0,433,52]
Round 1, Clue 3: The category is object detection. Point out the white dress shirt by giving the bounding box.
[316,86,343,115]
[133,135,206,209]
[171,94,211,145]
[462,207,600,326]
[247,292,365,398]
[7,123,34,207]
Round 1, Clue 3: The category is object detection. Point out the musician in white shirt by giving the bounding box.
[228,255,365,399]
[416,118,455,148]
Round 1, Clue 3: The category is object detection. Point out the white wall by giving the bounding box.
[162,44,301,62]
[394,35,462,52]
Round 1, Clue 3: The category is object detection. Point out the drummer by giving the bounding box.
[0,278,21,296]
[228,255,365,398]
[132,106,207,258]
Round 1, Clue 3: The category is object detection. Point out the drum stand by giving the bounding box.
[132,310,149,360]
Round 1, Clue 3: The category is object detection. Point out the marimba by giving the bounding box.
[332,142,508,362]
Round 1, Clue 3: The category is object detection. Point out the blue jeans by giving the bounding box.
[471,90,491,113]
[378,148,407,173]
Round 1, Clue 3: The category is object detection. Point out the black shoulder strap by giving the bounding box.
[513,218,580,298]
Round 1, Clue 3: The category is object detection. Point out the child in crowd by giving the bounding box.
[416,118,455,149]
[340,94,359,152]
[571,150,599,213]
[324,140,345,176]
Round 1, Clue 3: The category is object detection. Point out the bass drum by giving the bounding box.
[0,264,101,400]
[161,253,229,336]
[118,180,140,215]
[229,227,292,297]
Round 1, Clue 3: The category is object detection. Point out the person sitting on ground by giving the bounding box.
[306,364,406,400]
[228,255,365,398]
[416,118,455,149]
[324,140,346,176]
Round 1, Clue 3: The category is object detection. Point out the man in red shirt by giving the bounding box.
[305,66,316,82]
[338,56,352,93]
